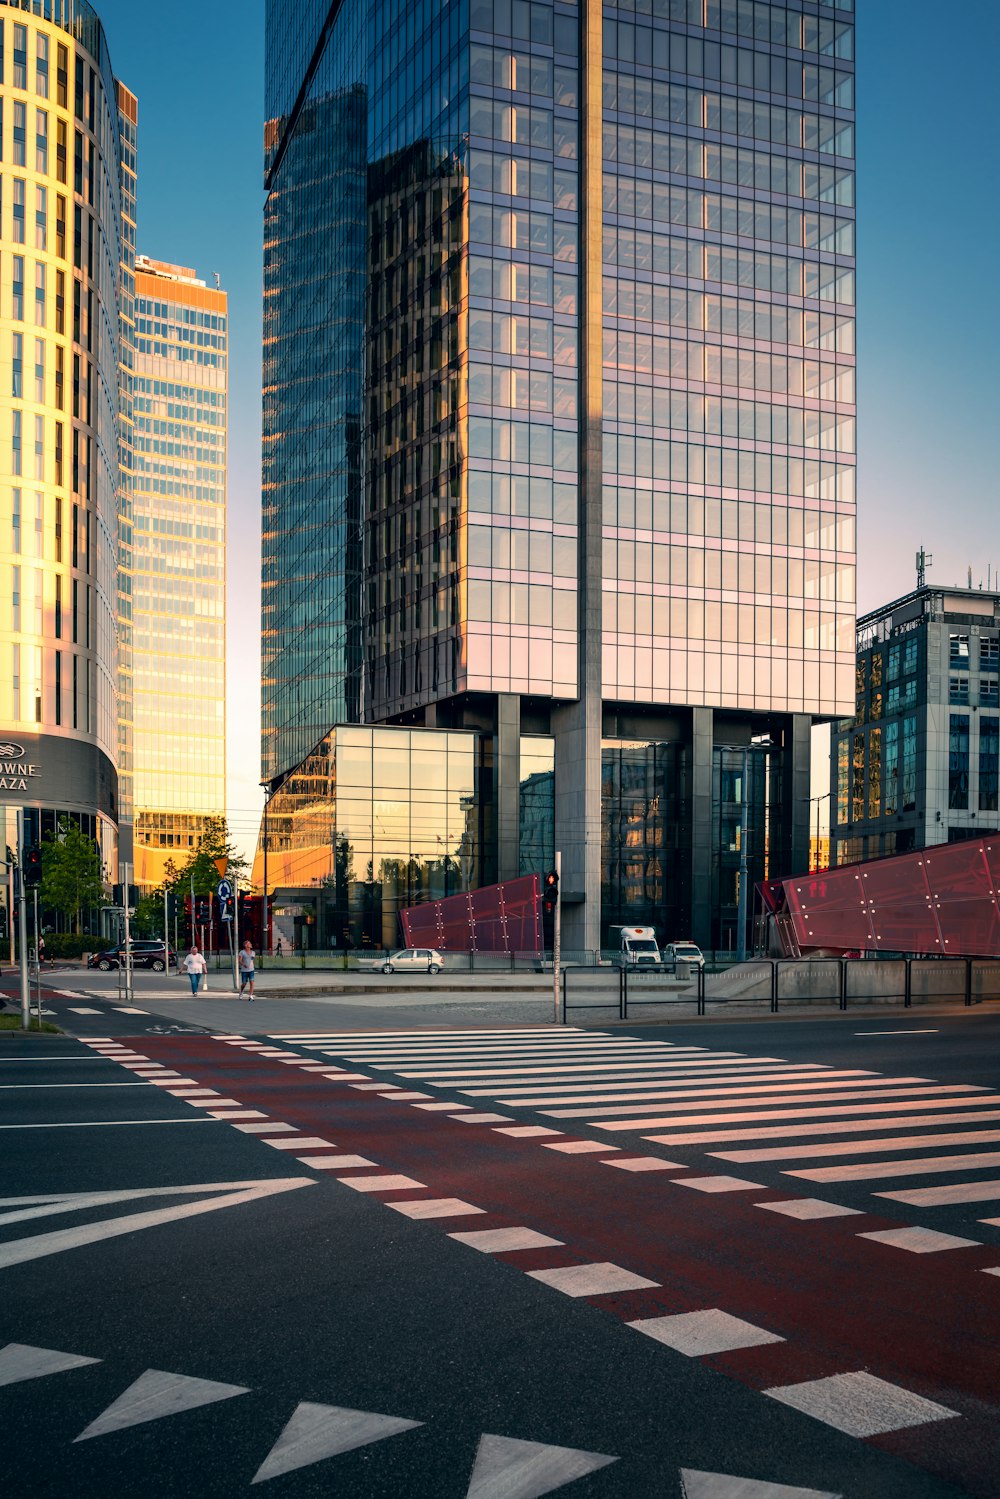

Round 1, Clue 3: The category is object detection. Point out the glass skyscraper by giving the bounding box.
[262,0,855,951]
[131,256,227,888]
[0,1,132,883]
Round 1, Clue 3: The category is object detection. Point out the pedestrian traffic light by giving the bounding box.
[543,868,559,913]
[23,845,42,888]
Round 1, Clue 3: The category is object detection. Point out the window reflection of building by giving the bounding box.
[832,586,1000,866]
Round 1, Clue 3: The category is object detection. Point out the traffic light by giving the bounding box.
[220,895,234,922]
[543,868,559,913]
[0,904,7,940]
[23,845,42,888]
[195,898,209,924]
[166,892,178,920]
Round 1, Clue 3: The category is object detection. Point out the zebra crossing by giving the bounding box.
[267,1027,1000,1230]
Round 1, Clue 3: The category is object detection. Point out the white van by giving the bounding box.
[608,925,662,967]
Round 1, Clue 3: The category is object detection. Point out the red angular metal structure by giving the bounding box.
[760,836,1000,958]
[401,873,543,954]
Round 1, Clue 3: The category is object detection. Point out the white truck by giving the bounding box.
[608,925,662,968]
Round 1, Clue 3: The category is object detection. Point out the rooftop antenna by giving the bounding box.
[213,271,220,289]
[916,546,933,589]
[969,565,973,588]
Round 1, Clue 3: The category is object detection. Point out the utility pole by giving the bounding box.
[121,862,133,1006]
[32,886,41,1023]
[261,787,269,960]
[16,810,29,1030]
[552,850,562,1025]
[163,886,170,972]
[736,747,750,965]
[232,882,240,992]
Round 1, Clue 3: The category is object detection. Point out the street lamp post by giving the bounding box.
[809,792,832,872]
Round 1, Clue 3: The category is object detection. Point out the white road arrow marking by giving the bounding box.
[75,1368,249,1440]
[251,1400,422,1483]
[0,1178,315,1269]
[680,1471,840,1499]
[0,1342,100,1387]
[464,1433,617,1499]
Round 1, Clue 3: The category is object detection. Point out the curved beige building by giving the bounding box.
[0,1,131,880]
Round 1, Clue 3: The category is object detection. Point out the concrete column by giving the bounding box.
[689,706,714,950]
[787,712,812,875]
[552,0,604,953]
[496,694,521,882]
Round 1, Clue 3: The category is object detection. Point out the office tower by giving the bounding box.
[262,0,856,952]
[832,583,1000,867]
[0,2,132,881]
[131,256,228,888]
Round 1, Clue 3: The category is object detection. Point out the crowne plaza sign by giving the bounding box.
[0,740,41,792]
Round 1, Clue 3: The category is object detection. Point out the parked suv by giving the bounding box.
[87,941,176,973]
[663,941,705,973]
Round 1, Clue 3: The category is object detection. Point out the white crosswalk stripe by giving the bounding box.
[270,1028,1000,1221]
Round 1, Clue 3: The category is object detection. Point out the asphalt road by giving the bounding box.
[1,983,998,1495]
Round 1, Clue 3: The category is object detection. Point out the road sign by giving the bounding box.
[217,878,233,901]
[214,857,228,878]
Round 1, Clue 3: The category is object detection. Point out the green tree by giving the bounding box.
[167,816,250,900]
[40,820,106,933]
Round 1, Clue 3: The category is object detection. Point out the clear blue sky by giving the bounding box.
[96,0,1000,860]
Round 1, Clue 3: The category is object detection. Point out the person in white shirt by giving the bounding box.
[182,946,207,996]
[238,940,256,1001]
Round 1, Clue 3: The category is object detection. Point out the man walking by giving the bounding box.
[238,939,256,1001]
[182,945,206,996]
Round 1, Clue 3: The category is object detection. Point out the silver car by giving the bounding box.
[381,948,444,974]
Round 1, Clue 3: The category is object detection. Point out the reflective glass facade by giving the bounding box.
[131,257,227,888]
[263,0,855,950]
[0,1,129,870]
[833,588,1000,867]
[254,724,488,949]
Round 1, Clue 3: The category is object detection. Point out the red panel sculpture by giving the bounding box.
[401,873,543,954]
[760,836,1000,958]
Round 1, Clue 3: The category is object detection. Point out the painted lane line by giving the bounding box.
[629,1310,784,1357]
[757,1200,863,1221]
[644,1107,1000,1147]
[190,1097,243,1108]
[412,1101,471,1111]
[858,1227,980,1253]
[393,1058,792,1081]
[150,1079,200,1088]
[680,1468,839,1499]
[604,1157,685,1172]
[383,1091,432,1100]
[271,1027,597,1038]
[528,1079,952,1111]
[0,1119,223,1129]
[165,1088,219,1097]
[489,1070,912,1100]
[0,1178,315,1270]
[0,1342,101,1387]
[763,1371,957,1437]
[261,1137,339,1151]
[294,1155,377,1169]
[675,1176,765,1194]
[493,1126,564,1138]
[67,1007,102,1014]
[231,1122,297,1134]
[881,1179,1000,1208]
[453,1113,513,1124]
[0,1056,118,1063]
[450,1227,564,1252]
[251,1400,422,1485]
[789,1149,1000,1183]
[716,1129,1000,1163]
[206,1110,268,1121]
[75,1368,250,1441]
[339,1175,427,1193]
[855,1030,939,1036]
[543,1085,983,1120]
[113,1007,148,1014]
[597,1097,1000,1134]
[387,1199,487,1220]
[981,1268,1000,1278]
[544,1141,620,1154]
[465,1434,618,1498]
[527,1262,659,1297]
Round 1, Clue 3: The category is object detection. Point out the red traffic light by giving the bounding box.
[544,870,559,891]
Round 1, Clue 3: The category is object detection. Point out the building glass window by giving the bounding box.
[902,714,917,812]
[949,674,969,705]
[980,719,999,815]
[948,714,969,810]
[868,727,881,819]
[981,637,999,672]
[836,736,849,826]
[949,632,969,663]
[851,733,864,821]
[519,735,554,876]
[13,100,26,165]
[13,24,27,89]
[37,34,49,97]
[903,636,918,675]
[11,330,23,396]
[886,643,899,683]
[982,678,1000,709]
[884,718,898,816]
